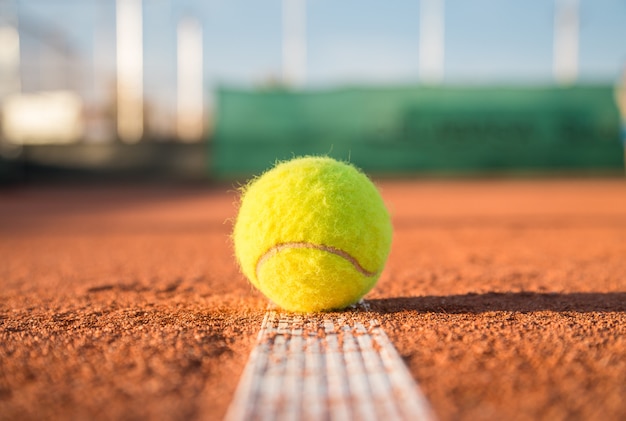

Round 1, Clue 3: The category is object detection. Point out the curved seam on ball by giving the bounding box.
[255,242,378,280]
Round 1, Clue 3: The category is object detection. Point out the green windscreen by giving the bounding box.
[211,85,623,177]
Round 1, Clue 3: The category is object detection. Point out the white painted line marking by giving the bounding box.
[225,306,436,421]
[354,323,403,419]
[322,318,352,420]
[302,320,325,421]
[370,321,436,421]
[340,323,375,421]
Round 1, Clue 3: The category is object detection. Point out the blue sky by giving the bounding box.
[10,0,626,107]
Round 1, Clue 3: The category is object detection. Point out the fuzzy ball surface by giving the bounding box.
[233,156,393,312]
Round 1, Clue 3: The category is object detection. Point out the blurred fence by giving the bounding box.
[212,84,623,177]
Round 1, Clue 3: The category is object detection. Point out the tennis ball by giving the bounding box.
[233,156,392,312]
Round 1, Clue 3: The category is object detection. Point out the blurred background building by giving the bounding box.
[0,0,625,182]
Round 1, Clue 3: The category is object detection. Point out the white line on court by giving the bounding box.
[225,304,436,421]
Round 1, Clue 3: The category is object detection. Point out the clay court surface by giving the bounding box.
[1,177,625,421]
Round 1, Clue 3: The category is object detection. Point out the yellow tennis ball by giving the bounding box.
[233,156,392,312]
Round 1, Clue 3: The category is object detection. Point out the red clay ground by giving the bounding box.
[1,178,625,421]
